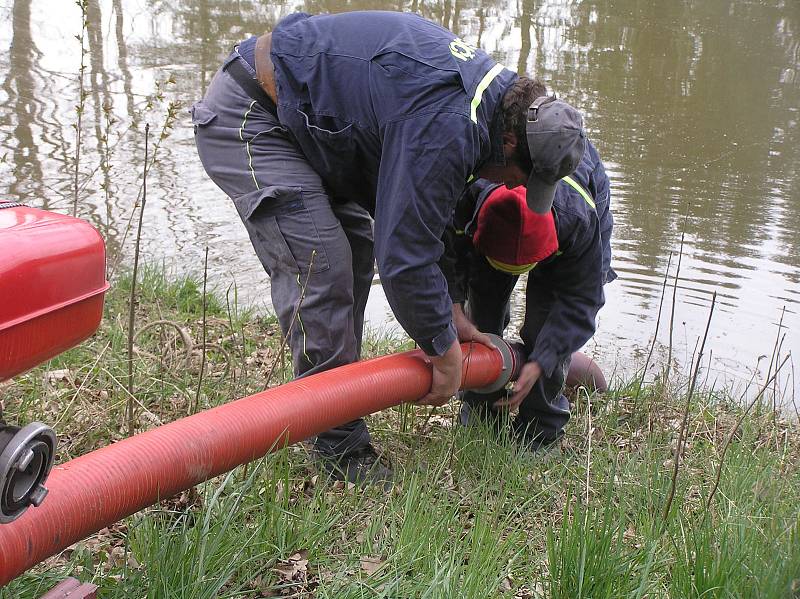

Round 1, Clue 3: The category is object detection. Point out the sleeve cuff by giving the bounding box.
[449,290,466,305]
[529,345,561,378]
[418,321,458,357]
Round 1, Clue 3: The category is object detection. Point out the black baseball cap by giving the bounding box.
[525,96,587,214]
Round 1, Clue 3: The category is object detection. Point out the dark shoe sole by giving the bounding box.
[313,447,394,490]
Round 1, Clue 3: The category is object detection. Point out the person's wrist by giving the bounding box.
[424,321,458,357]
[525,361,542,375]
[429,338,460,365]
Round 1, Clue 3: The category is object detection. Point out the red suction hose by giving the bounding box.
[0,341,512,585]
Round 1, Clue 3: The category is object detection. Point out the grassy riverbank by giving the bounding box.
[1,270,798,598]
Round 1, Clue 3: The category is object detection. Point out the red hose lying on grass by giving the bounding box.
[0,343,503,586]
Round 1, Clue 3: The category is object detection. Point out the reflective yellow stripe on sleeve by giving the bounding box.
[470,64,505,123]
[561,175,595,209]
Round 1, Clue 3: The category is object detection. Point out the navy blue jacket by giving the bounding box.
[442,140,615,376]
[270,11,518,355]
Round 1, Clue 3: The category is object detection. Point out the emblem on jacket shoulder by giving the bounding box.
[449,38,478,61]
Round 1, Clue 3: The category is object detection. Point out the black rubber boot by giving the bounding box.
[314,444,393,489]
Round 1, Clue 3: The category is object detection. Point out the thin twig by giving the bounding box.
[703,354,791,516]
[763,309,786,389]
[263,250,317,389]
[700,348,713,392]
[635,252,673,405]
[772,334,786,435]
[72,0,88,217]
[126,123,149,436]
[193,246,209,414]
[100,98,115,256]
[662,290,716,523]
[770,309,786,427]
[791,357,798,421]
[665,208,690,385]
[758,307,785,418]
[108,99,181,280]
[53,79,170,210]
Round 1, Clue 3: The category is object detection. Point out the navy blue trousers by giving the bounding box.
[460,254,571,443]
[192,52,373,457]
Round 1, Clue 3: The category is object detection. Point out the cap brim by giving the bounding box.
[525,173,557,214]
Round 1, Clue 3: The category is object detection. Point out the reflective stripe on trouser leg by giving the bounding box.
[239,100,260,190]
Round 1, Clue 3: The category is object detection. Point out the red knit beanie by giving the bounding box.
[472,185,558,272]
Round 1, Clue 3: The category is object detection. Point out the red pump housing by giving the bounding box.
[0,203,109,381]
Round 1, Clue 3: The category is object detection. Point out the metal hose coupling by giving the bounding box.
[0,422,56,523]
[470,334,527,393]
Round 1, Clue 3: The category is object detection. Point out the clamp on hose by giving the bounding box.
[0,423,56,523]
[470,334,525,394]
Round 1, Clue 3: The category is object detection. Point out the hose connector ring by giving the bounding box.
[469,334,525,394]
[0,423,57,524]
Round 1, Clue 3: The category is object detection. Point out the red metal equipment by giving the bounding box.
[0,202,108,524]
[0,339,520,586]
[0,204,108,381]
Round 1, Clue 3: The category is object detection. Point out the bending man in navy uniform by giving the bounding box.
[192,11,587,482]
[442,134,615,450]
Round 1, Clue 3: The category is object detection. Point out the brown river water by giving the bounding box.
[1,0,798,406]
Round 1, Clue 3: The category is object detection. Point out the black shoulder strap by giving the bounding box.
[224,58,278,118]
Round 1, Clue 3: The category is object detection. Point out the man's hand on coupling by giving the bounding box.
[417,338,462,407]
[494,361,542,411]
[452,303,497,350]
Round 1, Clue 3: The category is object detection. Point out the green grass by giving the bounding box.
[1,269,799,598]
